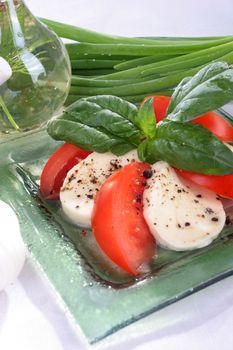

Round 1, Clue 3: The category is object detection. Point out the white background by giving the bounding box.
[1,0,233,349]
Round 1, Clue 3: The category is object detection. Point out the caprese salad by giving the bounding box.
[40,62,233,275]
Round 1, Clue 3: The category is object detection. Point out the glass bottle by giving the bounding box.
[0,0,71,135]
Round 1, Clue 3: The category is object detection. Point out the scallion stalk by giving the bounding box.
[42,17,233,105]
[41,18,229,46]
[71,59,123,70]
[66,37,233,59]
[114,54,181,71]
[66,88,173,105]
[97,40,233,80]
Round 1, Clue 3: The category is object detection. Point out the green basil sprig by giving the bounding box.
[47,118,134,155]
[47,95,142,155]
[134,97,156,139]
[138,121,233,175]
[47,62,233,175]
[166,62,233,122]
[65,95,140,143]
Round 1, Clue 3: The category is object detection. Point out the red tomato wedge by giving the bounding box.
[142,95,171,123]
[152,95,171,123]
[177,111,233,197]
[40,143,91,200]
[91,162,156,275]
[142,95,233,141]
[177,169,233,200]
[193,111,233,142]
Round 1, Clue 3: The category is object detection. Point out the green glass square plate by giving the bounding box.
[0,107,233,344]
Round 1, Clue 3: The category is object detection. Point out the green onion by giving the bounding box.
[114,54,181,71]
[71,69,182,87]
[71,59,123,70]
[40,18,182,45]
[72,69,115,76]
[71,76,136,87]
[42,17,233,104]
[140,40,233,78]
[41,18,230,47]
[97,40,233,80]
[66,37,233,59]
[142,36,231,41]
[66,88,173,105]
[69,67,200,96]
[67,52,138,61]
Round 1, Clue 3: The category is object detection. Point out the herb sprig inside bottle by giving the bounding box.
[0,57,20,131]
[0,0,71,134]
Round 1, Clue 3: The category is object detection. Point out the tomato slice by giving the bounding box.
[142,95,233,141]
[91,162,156,275]
[142,95,171,123]
[176,169,233,200]
[152,95,171,123]
[193,111,233,142]
[177,111,233,197]
[40,143,91,200]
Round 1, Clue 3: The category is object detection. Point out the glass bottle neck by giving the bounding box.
[0,0,26,49]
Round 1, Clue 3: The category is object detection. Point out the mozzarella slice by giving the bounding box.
[60,150,138,227]
[143,161,226,251]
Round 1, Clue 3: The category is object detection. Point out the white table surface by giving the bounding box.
[1,0,233,349]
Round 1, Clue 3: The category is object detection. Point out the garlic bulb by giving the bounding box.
[0,200,26,291]
[0,57,12,85]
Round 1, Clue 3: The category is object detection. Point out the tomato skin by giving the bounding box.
[152,95,171,123]
[180,112,233,196]
[142,95,233,141]
[40,143,91,200]
[92,162,156,275]
[177,169,233,199]
[193,111,233,142]
[142,95,171,123]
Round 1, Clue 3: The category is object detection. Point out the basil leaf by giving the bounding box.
[47,118,134,154]
[167,63,227,115]
[111,143,135,156]
[166,62,233,122]
[137,120,233,175]
[64,95,142,145]
[134,97,156,139]
[166,76,191,116]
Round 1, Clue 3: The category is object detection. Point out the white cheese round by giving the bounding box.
[60,150,138,227]
[143,161,226,251]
